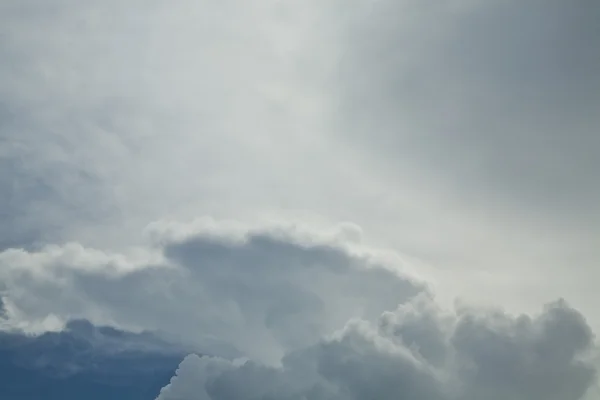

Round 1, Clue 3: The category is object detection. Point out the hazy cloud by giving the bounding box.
[1,218,597,399]
[336,0,600,219]
[326,0,600,321]
[1,1,599,398]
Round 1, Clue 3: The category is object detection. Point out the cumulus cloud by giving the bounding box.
[0,219,423,363]
[157,298,596,400]
[0,218,596,399]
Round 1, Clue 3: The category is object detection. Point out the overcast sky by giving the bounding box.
[1,1,599,399]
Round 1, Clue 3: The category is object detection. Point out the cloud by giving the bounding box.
[335,0,600,219]
[1,218,597,399]
[323,0,600,323]
[3,0,598,333]
[0,0,343,251]
[2,1,599,398]
[0,219,424,364]
[157,297,597,400]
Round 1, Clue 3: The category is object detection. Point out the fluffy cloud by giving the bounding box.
[0,219,423,363]
[0,218,596,399]
[157,297,596,400]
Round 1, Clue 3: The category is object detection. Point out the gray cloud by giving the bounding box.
[2,2,599,398]
[0,0,345,252]
[323,0,600,320]
[3,0,597,329]
[0,219,597,399]
[335,0,600,219]
[0,219,423,363]
[2,241,595,400]
[0,297,6,319]
[157,298,596,400]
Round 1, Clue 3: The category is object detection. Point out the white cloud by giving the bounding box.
[157,297,596,400]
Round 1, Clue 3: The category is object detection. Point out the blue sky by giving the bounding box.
[0,318,184,399]
[1,0,599,399]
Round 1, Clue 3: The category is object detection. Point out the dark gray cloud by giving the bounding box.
[157,298,597,400]
[336,0,600,220]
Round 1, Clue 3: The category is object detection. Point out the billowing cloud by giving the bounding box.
[0,219,423,363]
[0,219,597,399]
[157,297,596,400]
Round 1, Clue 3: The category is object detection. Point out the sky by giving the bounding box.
[0,319,185,399]
[1,0,599,399]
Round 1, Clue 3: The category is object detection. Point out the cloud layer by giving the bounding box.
[2,0,599,399]
[327,0,600,327]
[2,0,599,329]
[337,0,600,217]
